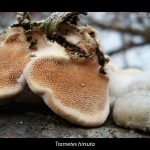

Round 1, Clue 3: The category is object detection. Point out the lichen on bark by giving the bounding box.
[11,12,37,50]
[39,12,109,74]
[11,12,109,74]
[39,12,88,36]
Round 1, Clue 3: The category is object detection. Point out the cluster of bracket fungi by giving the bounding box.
[0,12,110,127]
[1,12,150,132]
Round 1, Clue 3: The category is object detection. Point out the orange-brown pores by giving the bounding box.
[24,52,109,127]
[24,21,110,127]
[0,12,110,127]
[0,27,32,99]
[0,26,48,99]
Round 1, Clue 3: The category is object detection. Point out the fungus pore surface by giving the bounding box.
[24,54,109,127]
[0,28,34,99]
[0,12,110,127]
[24,18,109,126]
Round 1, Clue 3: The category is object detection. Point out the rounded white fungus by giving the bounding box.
[106,56,141,108]
[113,70,150,132]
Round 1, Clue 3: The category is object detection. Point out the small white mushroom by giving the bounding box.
[113,70,150,132]
[105,56,141,108]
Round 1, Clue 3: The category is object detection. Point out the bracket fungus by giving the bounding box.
[113,70,150,132]
[0,12,110,127]
[0,12,49,99]
[106,56,141,109]
[24,12,109,127]
[0,27,32,99]
[106,56,150,132]
[24,54,109,126]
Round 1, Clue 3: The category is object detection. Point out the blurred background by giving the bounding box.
[0,12,150,71]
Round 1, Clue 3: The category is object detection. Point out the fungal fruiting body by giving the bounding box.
[113,70,150,132]
[24,22,110,127]
[106,56,141,108]
[0,12,41,99]
[24,54,109,126]
[0,27,32,99]
[0,12,110,127]
[106,56,150,132]
[0,24,51,99]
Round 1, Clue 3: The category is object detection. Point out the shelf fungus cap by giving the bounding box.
[23,12,110,127]
[24,52,109,127]
[0,27,32,99]
[113,70,150,132]
[0,18,51,99]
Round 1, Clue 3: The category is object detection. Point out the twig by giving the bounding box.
[87,17,150,39]
[107,41,150,55]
